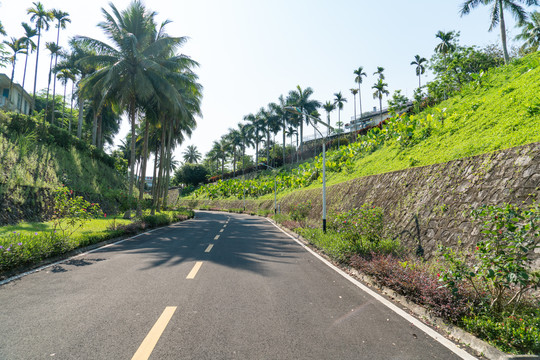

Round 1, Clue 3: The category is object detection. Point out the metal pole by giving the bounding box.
[274,176,277,215]
[322,141,326,233]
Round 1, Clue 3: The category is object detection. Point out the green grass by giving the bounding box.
[192,52,540,201]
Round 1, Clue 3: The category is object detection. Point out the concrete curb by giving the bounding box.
[269,219,539,360]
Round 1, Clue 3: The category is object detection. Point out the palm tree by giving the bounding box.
[0,21,6,36]
[434,30,457,57]
[350,88,359,139]
[27,1,53,113]
[285,126,297,158]
[225,128,242,176]
[354,66,367,118]
[515,11,540,53]
[373,66,385,80]
[238,122,254,174]
[269,95,289,165]
[333,92,347,147]
[286,85,321,157]
[183,145,201,164]
[77,1,198,218]
[56,69,75,126]
[322,101,335,137]
[44,41,61,122]
[3,37,25,109]
[50,10,70,125]
[459,0,539,64]
[19,23,37,98]
[411,55,428,88]
[244,113,264,169]
[372,78,390,125]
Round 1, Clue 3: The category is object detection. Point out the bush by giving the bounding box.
[328,203,385,246]
[290,200,312,222]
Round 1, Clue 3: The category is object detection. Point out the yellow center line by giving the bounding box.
[219,229,224,233]
[131,306,177,360]
[223,224,227,228]
[214,235,220,240]
[205,244,214,253]
[186,261,203,279]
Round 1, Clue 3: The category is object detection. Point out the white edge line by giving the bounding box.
[267,218,477,360]
[0,225,167,286]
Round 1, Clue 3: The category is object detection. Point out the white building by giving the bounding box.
[0,73,32,115]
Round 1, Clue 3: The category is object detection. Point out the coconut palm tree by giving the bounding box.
[434,30,457,57]
[285,126,297,156]
[459,0,539,64]
[19,23,37,97]
[0,21,6,36]
[244,113,264,169]
[77,1,199,218]
[373,66,385,80]
[411,55,428,88]
[269,95,289,165]
[27,1,53,113]
[183,145,201,164]
[238,122,254,174]
[322,101,335,137]
[50,10,70,125]
[56,68,75,126]
[333,92,347,147]
[372,78,390,125]
[3,37,25,109]
[225,128,242,176]
[515,11,540,53]
[286,85,321,157]
[44,41,61,122]
[354,66,367,118]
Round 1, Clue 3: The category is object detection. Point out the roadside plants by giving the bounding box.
[439,202,540,312]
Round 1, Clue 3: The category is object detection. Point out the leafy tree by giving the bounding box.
[2,37,25,107]
[388,90,409,115]
[50,9,70,125]
[373,66,385,80]
[515,10,540,53]
[172,163,208,187]
[322,101,335,137]
[435,30,457,57]
[333,91,347,146]
[27,1,53,112]
[19,23,37,100]
[459,0,539,64]
[372,78,389,124]
[182,144,201,164]
[354,66,367,117]
[286,85,321,157]
[410,54,428,88]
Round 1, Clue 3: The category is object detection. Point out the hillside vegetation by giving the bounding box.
[191,52,540,200]
[0,112,129,223]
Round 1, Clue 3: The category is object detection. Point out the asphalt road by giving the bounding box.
[0,211,474,359]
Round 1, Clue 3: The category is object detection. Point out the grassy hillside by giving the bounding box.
[0,112,129,223]
[192,52,540,200]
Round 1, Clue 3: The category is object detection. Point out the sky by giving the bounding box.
[0,0,535,172]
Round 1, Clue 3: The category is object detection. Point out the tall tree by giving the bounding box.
[77,0,198,218]
[372,78,390,125]
[515,10,540,53]
[434,30,457,57]
[410,54,428,88]
[286,85,320,158]
[238,122,254,174]
[183,145,202,164]
[350,88,359,138]
[50,10,70,125]
[322,101,335,137]
[333,92,347,147]
[3,37,25,109]
[27,1,53,113]
[353,66,367,118]
[373,66,385,79]
[44,41,61,122]
[269,95,288,165]
[19,23,37,100]
[56,68,75,126]
[459,0,539,64]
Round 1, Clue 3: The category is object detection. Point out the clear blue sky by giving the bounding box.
[1,0,535,170]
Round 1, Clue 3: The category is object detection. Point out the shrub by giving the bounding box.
[351,253,474,322]
[290,200,312,222]
[328,203,385,247]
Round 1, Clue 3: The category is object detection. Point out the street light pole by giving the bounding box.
[284,106,334,233]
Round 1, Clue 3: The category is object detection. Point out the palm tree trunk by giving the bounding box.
[266,127,270,165]
[52,25,61,126]
[358,83,363,117]
[123,101,137,219]
[136,118,150,217]
[162,122,174,209]
[155,122,167,212]
[45,55,54,122]
[7,56,16,108]
[69,81,74,133]
[352,94,357,142]
[255,139,259,171]
[300,119,304,159]
[379,97,383,125]
[19,52,30,113]
[499,0,510,64]
[77,87,84,139]
[97,115,102,149]
[62,82,67,126]
[32,29,41,115]
[282,119,286,166]
[337,109,341,148]
[91,111,98,146]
